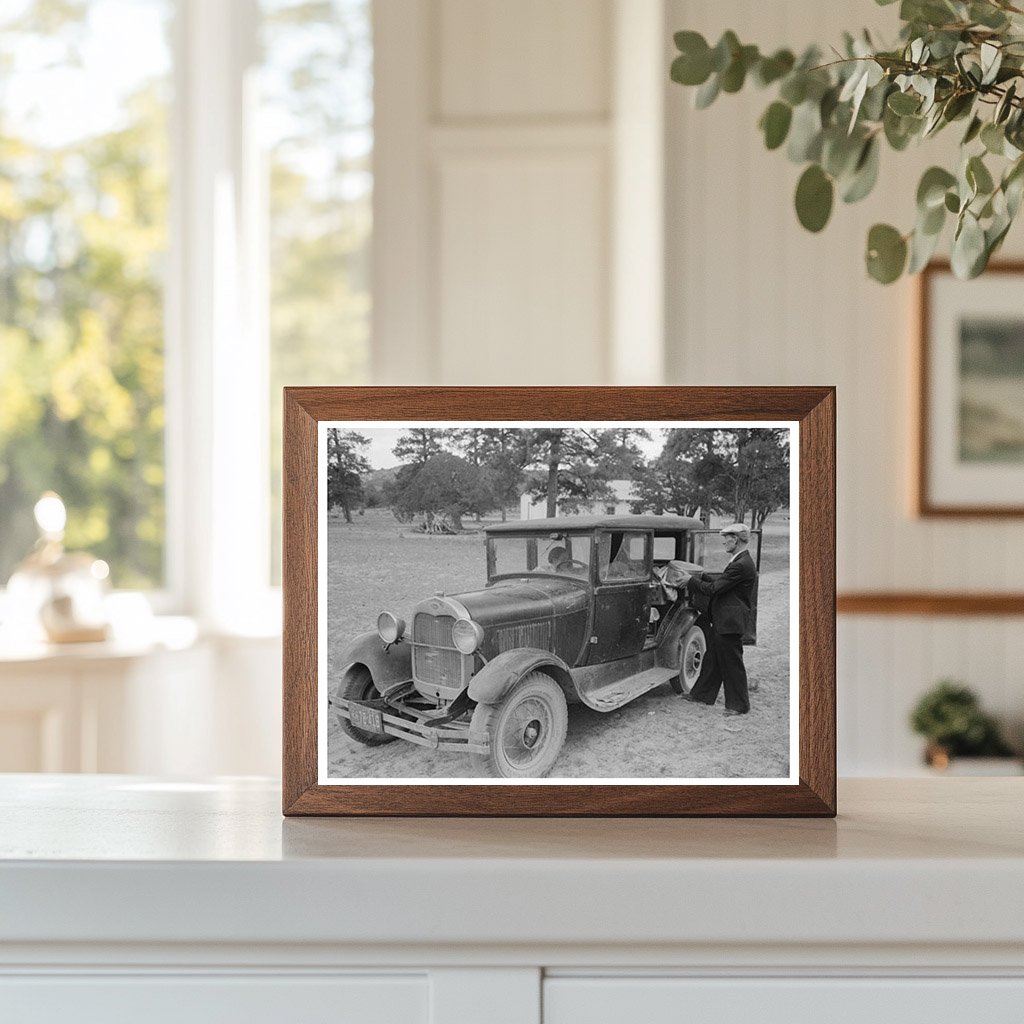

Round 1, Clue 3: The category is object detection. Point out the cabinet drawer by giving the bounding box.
[544,977,1024,1024]
[0,974,427,1024]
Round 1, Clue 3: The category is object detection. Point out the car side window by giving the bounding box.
[598,531,651,582]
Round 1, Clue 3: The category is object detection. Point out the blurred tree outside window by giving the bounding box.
[262,0,372,583]
[0,0,171,590]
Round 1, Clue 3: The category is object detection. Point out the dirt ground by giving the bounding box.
[325,510,791,780]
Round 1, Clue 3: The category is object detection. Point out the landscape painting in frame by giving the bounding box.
[317,421,799,787]
[920,263,1024,515]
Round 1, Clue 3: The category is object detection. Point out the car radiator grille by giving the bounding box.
[412,613,464,689]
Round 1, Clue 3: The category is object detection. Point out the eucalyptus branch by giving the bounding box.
[670,1,1024,283]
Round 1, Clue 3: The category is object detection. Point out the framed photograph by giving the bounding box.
[918,261,1024,516]
[283,387,835,816]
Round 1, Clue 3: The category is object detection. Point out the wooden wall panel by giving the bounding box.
[438,0,611,120]
[437,152,608,384]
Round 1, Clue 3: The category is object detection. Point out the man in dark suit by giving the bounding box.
[681,523,757,716]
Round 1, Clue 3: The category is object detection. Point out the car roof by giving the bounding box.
[484,514,704,534]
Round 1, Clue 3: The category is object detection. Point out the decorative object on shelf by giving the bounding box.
[5,492,111,644]
[282,386,836,818]
[670,1,1024,283]
[916,260,1024,515]
[910,679,1018,770]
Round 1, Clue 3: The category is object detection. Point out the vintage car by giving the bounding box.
[331,514,757,778]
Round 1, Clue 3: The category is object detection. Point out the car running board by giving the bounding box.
[578,666,678,713]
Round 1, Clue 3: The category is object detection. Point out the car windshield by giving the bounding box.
[487,533,593,580]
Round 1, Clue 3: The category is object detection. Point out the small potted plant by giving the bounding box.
[910,680,1018,772]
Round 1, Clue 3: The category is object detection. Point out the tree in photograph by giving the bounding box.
[705,429,790,526]
[630,451,703,518]
[737,429,791,528]
[325,429,371,523]
[392,428,452,465]
[388,452,485,533]
[646,429,722,525]
[524,428,646,517]
[449,427,530,521]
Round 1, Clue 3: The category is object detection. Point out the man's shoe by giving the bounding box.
[681,693,707,704]
[723,708,747,717]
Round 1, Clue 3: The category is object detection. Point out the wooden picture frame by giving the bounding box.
[917,261,1024,517]
[283,387,836,816]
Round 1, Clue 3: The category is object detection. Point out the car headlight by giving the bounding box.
[377,611,405,644]
[451,617,485,655]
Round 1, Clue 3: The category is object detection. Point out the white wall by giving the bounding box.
[371,0,1024,774]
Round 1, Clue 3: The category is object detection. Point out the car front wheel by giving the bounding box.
[470,672,568,778]
[677,624,707,694]
[338,667,397,746]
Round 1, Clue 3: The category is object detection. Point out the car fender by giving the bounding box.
[655,604,701,669]
[336,630,413,697]
[468,647,574,707]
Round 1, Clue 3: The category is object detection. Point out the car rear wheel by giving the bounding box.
[338,667,397,746]
[470,672,568,778]
[677,624,706,694]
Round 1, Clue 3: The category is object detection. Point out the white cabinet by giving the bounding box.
[2,778,1023,1023]
[2,976,428,1024]
[545,977,1024,1024]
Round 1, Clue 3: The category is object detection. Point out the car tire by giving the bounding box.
[470,671,568,779]
[338,667,398,746]
[677,624,707,694]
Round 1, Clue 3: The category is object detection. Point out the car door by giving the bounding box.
[585,530,652,664]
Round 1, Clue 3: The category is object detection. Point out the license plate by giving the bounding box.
[349,703,384,734]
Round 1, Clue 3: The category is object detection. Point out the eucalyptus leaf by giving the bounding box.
[981,122,1005,155]
[921,200,946,235]
[967,154,994,196]
[980,42,1003,86]
[694,73,721,109]
[842,137,880,203]
[754,49,795,87]
[822,129,863,178]
[710,31,740,74]
[888,90,921,115]
[787,101,824,162]
[779,73,807,106]
[866,223,907,283]
[908,221,942,273]
[721,45,758,93]
[962,115,983,145]
[995,82,1017,124]
[970,2,1009,30]
[942,92,974,122]
[760,102,793,150]
[795,164,834,232]
[917,167,957,211]
[951,212,986,278]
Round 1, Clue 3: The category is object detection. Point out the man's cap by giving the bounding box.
[720,523,749,540]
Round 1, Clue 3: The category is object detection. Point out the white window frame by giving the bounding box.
[166,0,278,633]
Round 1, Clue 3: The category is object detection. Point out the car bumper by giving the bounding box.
[330,697,489,754]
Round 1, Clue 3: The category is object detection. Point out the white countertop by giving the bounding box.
[1,776,1022,951]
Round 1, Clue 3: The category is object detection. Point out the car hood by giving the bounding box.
[452,576,589,625]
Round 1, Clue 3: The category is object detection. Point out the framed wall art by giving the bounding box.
[918,261,1024,517]
[282,387,836,816]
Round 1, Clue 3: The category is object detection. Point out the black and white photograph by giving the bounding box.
[318,421,797,784]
